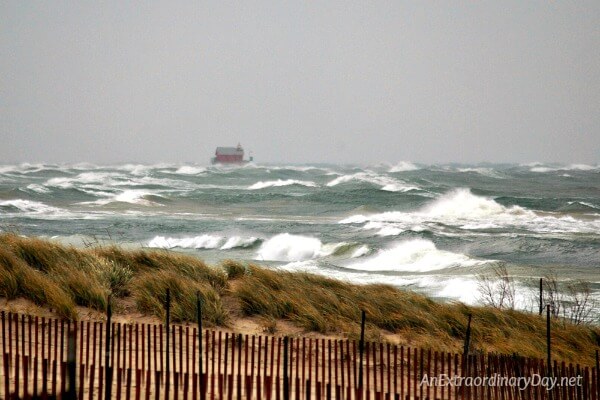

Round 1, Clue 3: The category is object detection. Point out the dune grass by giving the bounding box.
[0,233,598,365]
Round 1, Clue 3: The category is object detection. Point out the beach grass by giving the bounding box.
[0,233,598,365]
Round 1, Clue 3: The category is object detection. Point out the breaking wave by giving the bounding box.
[248,179,317,190]
[344,239,485,272]
[340,188,600,234]
[148,235,260,250]
[530,164,599,173]
[0,199,66,216]
[456,167,504,179]
[81,190,163,206]
[340,188,527,224]
[389,161,419,173]
[220,236,261,250]
[174,166,207,175]
[255,233,343,262]
[326,172,418,192]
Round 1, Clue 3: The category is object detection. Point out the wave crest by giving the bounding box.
[248,179,317,190]
[255,233,343,262]
[345,239,483,272]
[326,172,418,192]
[389,161,419,172]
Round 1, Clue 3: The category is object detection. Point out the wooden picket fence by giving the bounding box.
[0,311,598,399]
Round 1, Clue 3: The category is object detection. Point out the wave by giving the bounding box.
[46,171,190,189]
[148,235,222,249]
[530,164,599,173]
[389,161,419,173]
[0,199,66,215]
[456,167,504,179]
[148,234,260,250]
[220,236,261,250]
[81,190,164,206]
[174,166,207,175]
[25,184,51,194]
[344,239,485,272]
[326,172,419,192]
[248,179,317,190]
[340,188,525,224]
[423,188,529,219]
[340,188,600,234]
[560,201,600,213]
[46,172,125,189]
[350,245,370,258]
[363,222,405,236]
[255,233,341,262]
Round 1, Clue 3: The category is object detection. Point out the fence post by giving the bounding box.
[197,291,204,400]
[546,304,553,400]
[165,288,171,399]
[596,349,600,395]
[283,336,289,400]
[463,314,472,357]
[539,278,543,315]
[358,310,365,391]
[66,324,77,400]
[105,295,112,400]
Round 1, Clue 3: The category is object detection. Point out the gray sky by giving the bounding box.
[1,1,599,165]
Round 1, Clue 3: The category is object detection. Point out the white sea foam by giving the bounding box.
[423,188,529,219]
[46,172,124,189]
[530,167,555,173]
[255,233,338,262]
[117,164,153,176]
[175,166,207,175]
[326,172,418,192]
[531,164,599,173]
[389,161,419,173]
[82,190,162,206]
[148,235,223,249]
[220,236,260,250]
[350,245,370,258]
[25,184,51,194]
[147,234,260,250]
[456,167,504,179]
[0,199,66,215]
[344,239,484,272]
[248,179,317,190]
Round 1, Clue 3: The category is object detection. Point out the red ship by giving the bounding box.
[211,143,253,164]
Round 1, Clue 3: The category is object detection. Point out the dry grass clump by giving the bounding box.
[221,259,247,279]
[132,269,227,326]
[94,259,134,297]
[0,244,77,319]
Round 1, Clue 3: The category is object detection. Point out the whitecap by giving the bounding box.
[220,236,260,250]
[248,179,317,190]
[0,199,66,216]
[389,161,419,173]
[148,235,223,249]
[345,239,485,273]
[255,233,340,262]
[350,245,370,258]
[326,172,418,192]
[82,190,162,206]
[175,166,207,175]
[340,188,600,234]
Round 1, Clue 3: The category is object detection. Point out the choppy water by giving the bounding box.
[1,161,599,309]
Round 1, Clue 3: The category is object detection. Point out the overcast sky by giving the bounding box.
[1,1,599,165]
